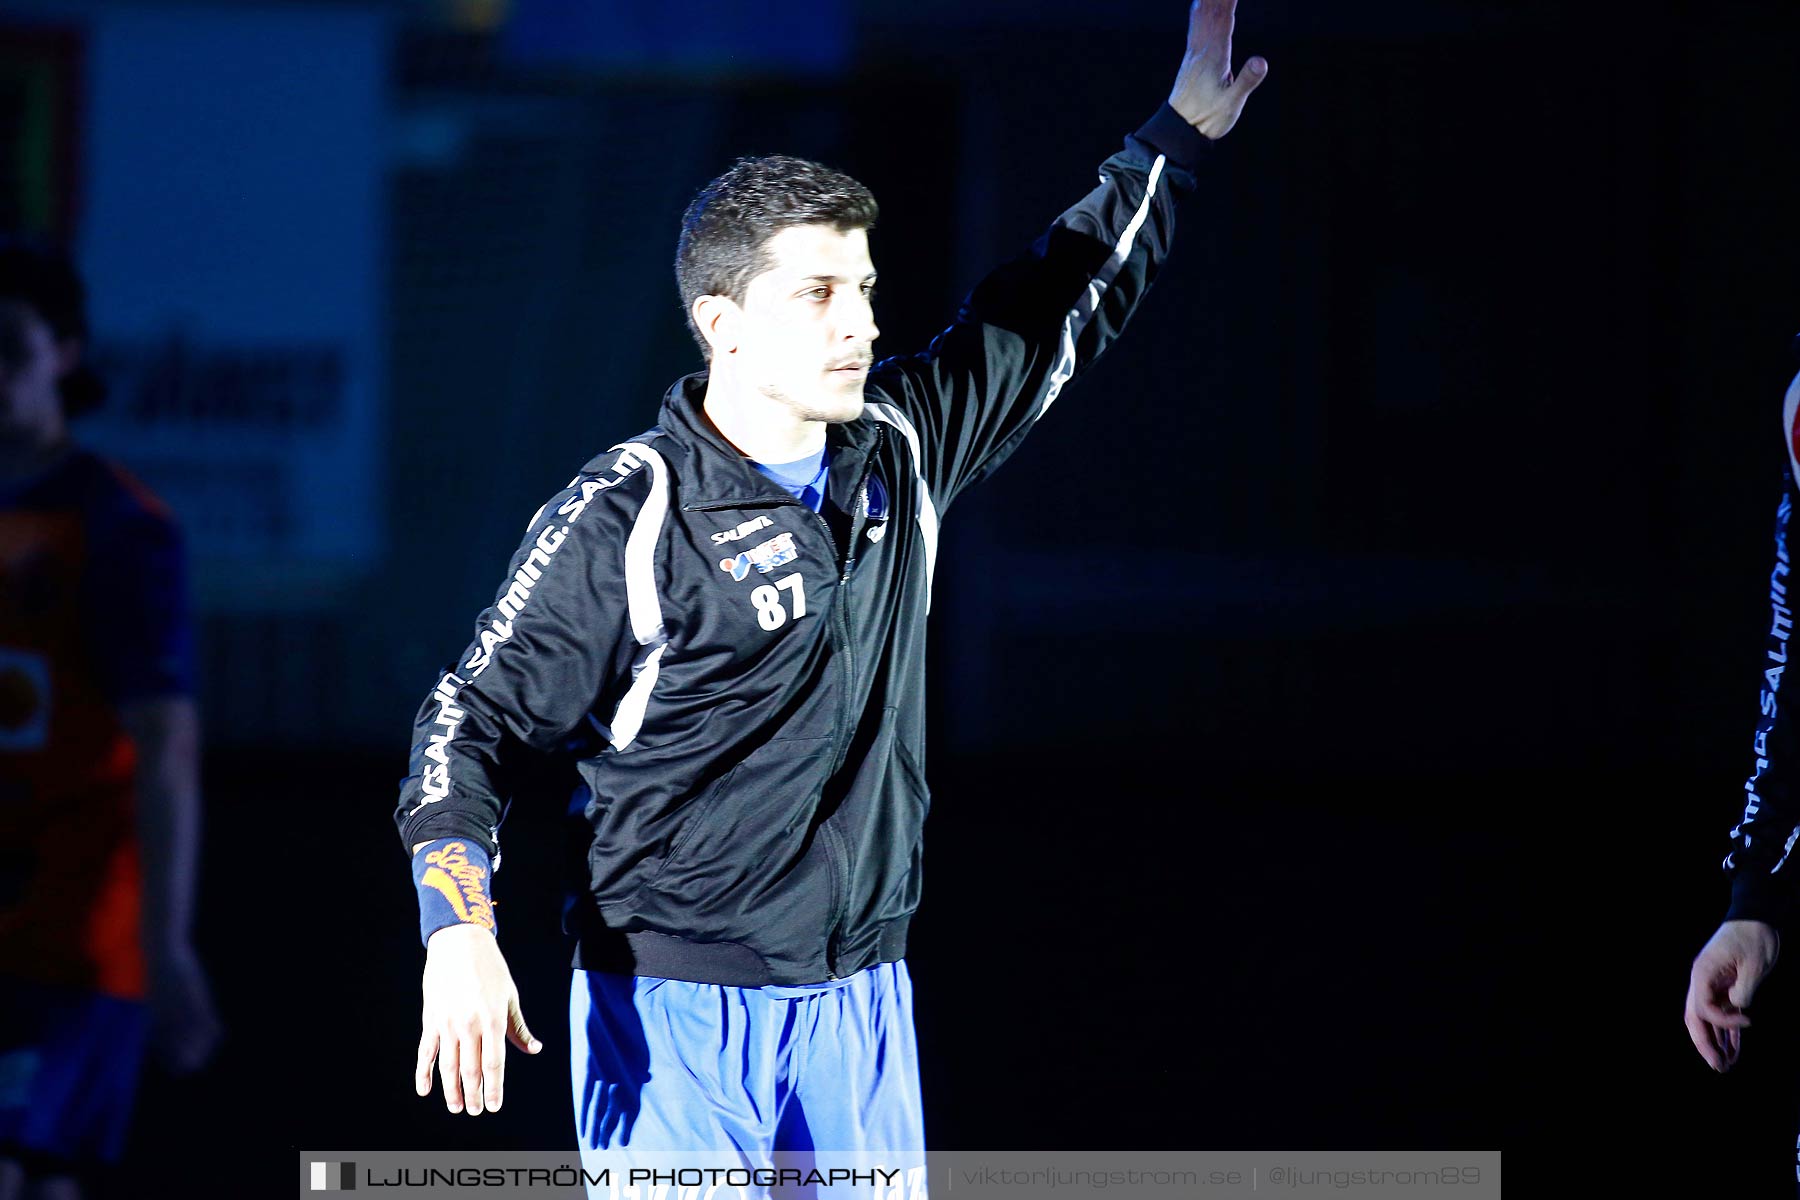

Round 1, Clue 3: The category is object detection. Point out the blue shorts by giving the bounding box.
[570,960,925,1196]
[0,978,149,1166]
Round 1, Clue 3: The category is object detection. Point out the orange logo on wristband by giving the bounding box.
[421,841,496,930]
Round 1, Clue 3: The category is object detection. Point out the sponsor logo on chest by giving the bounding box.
[719,531,801,582]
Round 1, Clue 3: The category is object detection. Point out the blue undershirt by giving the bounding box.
[751,444,829,512]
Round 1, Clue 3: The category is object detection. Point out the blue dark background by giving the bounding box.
[5,0,1800,1191]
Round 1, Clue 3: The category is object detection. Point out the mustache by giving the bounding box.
[827,356,872,370]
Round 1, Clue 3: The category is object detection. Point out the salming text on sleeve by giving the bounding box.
[393,445,666,858]
[1725,465,1800,930]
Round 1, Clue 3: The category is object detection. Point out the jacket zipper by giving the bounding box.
[821,428,881,776]
[684,433,885,979]
[814,434,881,977]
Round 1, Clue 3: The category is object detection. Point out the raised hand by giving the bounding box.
[1168,0,1268,140]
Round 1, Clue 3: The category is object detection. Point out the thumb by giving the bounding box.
[507,996,543,1054]
[1728,962,1767,1010]
[1232,57,1269,103]
[1210,57,1267,137]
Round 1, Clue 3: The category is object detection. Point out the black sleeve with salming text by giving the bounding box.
[1724,467,1800,930]
[865,103,1208,513]
[392,445,657,860]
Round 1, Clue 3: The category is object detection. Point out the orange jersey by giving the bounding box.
[0,449,192,999]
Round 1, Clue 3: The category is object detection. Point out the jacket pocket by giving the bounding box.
[882,732,931,919]
[824,708,931,932]
[638,735,835,905]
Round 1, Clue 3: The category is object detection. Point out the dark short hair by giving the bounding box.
[675,155,877,360]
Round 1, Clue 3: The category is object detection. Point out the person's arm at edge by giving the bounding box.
[1686,447,1800,1070]
[121,694,221,1074]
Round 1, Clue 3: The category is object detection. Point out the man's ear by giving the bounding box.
[693,295,741,358]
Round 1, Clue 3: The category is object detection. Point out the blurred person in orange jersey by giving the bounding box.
[0,238,220,1200]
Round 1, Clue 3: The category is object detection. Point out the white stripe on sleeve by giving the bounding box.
[865,403,941,612]
[605,441,671,750]
[1039,153,1166,419]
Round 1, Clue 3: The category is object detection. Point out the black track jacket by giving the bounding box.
[394,104,1208,985]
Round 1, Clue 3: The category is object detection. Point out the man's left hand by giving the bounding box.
[1168,0,1268,140]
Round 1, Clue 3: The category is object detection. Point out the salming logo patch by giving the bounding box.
[711,515,775,545]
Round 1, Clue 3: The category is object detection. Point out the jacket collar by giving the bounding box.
[657,371,883,512]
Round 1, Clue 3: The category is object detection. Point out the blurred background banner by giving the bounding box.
[65,4,385,600]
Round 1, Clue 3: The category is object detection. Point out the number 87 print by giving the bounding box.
[751,573,806,631]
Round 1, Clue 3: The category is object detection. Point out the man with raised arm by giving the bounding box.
[396,0,1268,1175]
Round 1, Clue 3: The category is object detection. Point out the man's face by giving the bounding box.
[731,224,879,424]
[0,301,66,438]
